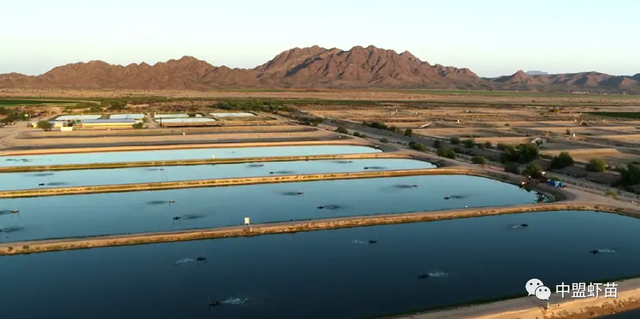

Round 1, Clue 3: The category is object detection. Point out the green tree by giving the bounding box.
[450,137,461,145]
[335,126,349,134]
[433,140,442,148]
[504,162,520,175]
[523,162,544,178]
[550,151,575,169]
[409,141,427,152]
[472,155,487,165]
[463,139,475,148]
[404,128,413,137]
[36,120,54,131]
[585,158,607,172]
[619,164,640,186]
[500,143,539,164]
[108,100,127,110]
[436,146,456,159]
[484,141,492,149]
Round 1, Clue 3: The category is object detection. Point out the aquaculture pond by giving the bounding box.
[0,145,380,167]
[2,211,640,319]
[0,159,436,190]
[0,175,540,242]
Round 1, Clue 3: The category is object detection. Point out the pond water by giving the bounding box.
[0,159,436,190]
[0,145,380,167]
[1,211,639,319]
[0,175,539,242]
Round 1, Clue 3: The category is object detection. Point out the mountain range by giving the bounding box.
[1,45,638,93]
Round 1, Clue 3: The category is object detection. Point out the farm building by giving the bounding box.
[76,119,137,129]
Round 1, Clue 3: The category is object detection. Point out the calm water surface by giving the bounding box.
[0,175,539,242]
[0,159,435,190]
[1,211,640,319]
[0,145,380,167]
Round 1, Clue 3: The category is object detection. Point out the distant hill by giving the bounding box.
[489,70,640,93]
[0,46,638,93]
[526,70,548,75]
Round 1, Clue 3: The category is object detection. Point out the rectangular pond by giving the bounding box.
[0,145,380,167]
[0,159,436,191]
[1,211,639,319]
[0,175,541,242]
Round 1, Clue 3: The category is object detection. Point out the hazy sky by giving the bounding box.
[1,0,638,77]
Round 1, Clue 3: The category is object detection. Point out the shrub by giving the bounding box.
[408,141,427,152]
[132,122,144,129]
[36,120,54,131]
[523,162,544,178]
[359,134,368,138]
[404,128,413,137]
[353,132,361,137]
[566,129,571,135]
[335,126,349,134]
[433,140,442,148]
[605,190,618,198]
[472,155,487,165]
[496,143,509,151]
[550,151,574,169]
[453,147,464,154]
[504,162,520,175]
[476,143,485,150]
[23,245,30,250]
[463,139,475,148]
[450,137,461,145]
[484,141,492,149]
[380,138,389,143]
[618,164,640,187]
[586,158,607,172]
[437,147,456,159]
[500,143,539,164]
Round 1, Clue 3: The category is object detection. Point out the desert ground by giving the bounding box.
[2,90,640,319]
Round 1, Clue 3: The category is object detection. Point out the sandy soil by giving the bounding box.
[6,88,640,104]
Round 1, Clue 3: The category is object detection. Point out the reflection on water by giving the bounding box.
[1,211,640,319]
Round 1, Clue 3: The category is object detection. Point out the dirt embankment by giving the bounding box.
[0,202,631,257]
[0,152,406,173]
[0,167,468,198]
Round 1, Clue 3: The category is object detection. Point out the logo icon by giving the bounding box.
[535,286,551,300]
[525,278,544,296]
